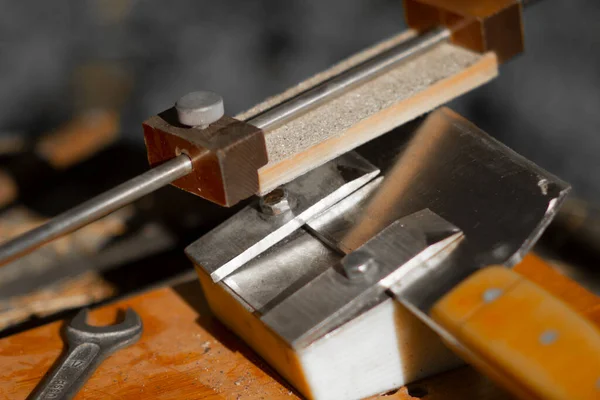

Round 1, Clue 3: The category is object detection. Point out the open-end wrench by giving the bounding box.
[29,308,143,400]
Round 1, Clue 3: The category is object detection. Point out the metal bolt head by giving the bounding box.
[539,329,559,345]
[259,188,293,216]
[176,91,224,128]
[482,288,503,303]
[342,250,378,280]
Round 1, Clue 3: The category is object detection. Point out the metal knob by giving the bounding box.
[176,91,224,128]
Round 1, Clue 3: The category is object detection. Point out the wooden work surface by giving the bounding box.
[1,255,599,400]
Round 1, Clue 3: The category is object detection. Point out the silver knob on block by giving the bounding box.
[176,91,224,128]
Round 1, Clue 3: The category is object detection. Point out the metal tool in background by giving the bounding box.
[0,0,543,267]
[29,308,143,400]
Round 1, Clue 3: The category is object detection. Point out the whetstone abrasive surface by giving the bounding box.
[265,43,484,165]
[237,30,498,194]
[236,30,419,122]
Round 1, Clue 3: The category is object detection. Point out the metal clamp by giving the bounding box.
[189,107,570,350]
[261,209,463,349]
[186,151,379,282]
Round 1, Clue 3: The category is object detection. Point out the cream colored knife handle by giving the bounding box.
[430,266,600,400]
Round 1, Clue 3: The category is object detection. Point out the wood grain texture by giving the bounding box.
[0,254,597,400]
[0,284,298,400]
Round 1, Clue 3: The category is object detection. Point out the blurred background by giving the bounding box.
[0,0,599,333]
[1,0,599,198]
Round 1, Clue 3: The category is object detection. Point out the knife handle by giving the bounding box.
[430,266,600,400]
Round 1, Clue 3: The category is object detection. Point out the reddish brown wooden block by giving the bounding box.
[404,0,525,63]
[143,108,267,207]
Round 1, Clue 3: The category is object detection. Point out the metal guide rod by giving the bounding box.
[247,27,451,131]
[0,28,455,266]
[0,155,193,266]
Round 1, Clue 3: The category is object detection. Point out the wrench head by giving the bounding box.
[66,308,143,351]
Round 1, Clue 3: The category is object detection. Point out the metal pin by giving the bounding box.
[176,91,224,128]
[539,330,559,345]
[482,288,503,303]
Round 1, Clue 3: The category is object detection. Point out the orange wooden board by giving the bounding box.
[0,255,598,400]
[0,283,300,400]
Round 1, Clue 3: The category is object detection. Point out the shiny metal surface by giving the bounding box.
[186,152,379,282]
[259,188,294,216]
[306,177,383,254]
[309,108,569,314]
[261,210,462,348]
[175,91,224,128]
[0,155,192,266]
[341,249,379,280]
[223,229,341,313]
[247,27,451,131]
[212,107,569,348]
[311,109,569,266]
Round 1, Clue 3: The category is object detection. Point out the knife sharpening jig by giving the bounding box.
[3,1,600,399]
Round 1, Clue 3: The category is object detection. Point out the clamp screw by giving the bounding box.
[176,91,224,128]
[259,188,293,216]
[342,250,378,280]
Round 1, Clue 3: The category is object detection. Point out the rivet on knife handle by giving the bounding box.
[430,266,600,400]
